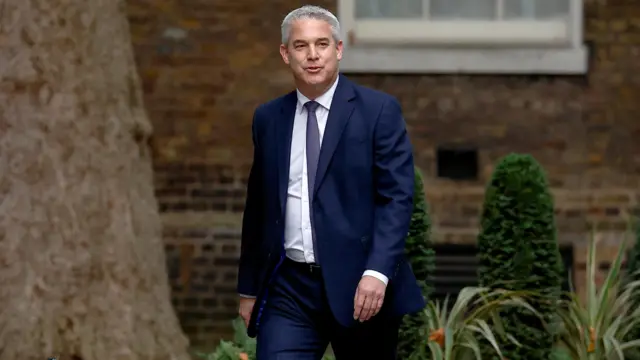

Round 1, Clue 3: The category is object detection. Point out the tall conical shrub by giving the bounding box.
[397,167,435,359]
[477,153,563,360]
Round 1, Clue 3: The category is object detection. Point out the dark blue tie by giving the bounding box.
[304,101,321,264]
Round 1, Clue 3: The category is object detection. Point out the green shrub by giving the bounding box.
[555,229,640,359]
[417,286,542,360]
[477,153,564,360]
[550,345,573,360]
[624,215,640,359]
[195,317,255,360]
[196,317,336,360]
[397,167,435,359]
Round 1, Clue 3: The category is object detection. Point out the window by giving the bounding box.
[337,0,588,74]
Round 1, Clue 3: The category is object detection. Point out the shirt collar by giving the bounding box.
[296,76,339,113]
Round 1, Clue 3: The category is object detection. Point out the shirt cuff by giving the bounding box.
[363,270,389,286]
[239,294,256,298]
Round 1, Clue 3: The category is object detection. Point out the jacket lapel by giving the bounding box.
[276,92,297,215]
[314,75,356,197]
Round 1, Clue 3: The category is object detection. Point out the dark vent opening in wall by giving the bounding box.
[559,245,574,292]
[429,244,575,304]
[431,244,478,305]
[436,147,478,181]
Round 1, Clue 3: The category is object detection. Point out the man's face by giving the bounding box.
[280,18,343,92]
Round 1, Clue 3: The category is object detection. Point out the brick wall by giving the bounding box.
[126,0,640,347]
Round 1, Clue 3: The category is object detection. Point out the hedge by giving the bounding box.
[397,167,435,359]
[477,153,563,360]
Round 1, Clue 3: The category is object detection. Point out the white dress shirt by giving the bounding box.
[284,77,388,286]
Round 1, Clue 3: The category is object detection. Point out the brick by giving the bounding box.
[184,298,200,307]
[213,258,238,267]
[202,244,213,252]
[191,284,210,293]
[193,257,209,266]
[202,298,218,308]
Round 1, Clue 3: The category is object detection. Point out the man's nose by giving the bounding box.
[307,46,320,59]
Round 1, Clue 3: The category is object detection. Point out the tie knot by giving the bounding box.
[304,101,320,113]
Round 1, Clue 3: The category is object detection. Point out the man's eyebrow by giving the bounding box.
[293,37,331,43]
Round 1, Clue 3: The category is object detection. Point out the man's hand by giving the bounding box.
[353,275,386,322]
[238,297,256,328]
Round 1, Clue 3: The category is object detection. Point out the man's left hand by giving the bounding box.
[353,275,386,322]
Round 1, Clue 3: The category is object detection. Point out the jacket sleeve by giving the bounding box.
[237,110,264,297]
[365,97,415,281]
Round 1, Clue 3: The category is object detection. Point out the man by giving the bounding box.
[237,5,425,359]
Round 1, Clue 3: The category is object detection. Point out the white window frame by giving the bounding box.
[337,0,588,74]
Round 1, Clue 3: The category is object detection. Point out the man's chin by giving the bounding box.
[294,70,335,89]
[303,73,328,85]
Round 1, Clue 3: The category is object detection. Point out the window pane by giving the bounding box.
[504,0,570,19]
[430,0,497,20]
[355,0,424,19]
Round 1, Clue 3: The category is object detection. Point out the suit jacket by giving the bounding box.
[238,74,425,337]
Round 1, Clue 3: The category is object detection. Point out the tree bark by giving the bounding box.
[0,1,190,359]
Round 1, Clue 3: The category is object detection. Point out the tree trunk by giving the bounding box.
[0,1,190,359]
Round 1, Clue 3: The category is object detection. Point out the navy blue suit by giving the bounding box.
[238,74,425,359]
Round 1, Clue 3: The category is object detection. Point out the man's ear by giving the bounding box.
[336,40,343,61]
[279,44,290,65]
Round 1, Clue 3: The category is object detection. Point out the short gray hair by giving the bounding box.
[281,5,342,45]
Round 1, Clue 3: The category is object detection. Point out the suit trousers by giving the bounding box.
[256,258,402,360]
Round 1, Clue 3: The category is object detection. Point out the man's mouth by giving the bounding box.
[306,66,322,73]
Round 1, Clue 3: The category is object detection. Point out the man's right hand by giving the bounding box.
[238,297,256,328]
